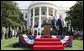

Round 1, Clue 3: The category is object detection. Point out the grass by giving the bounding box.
[1,37,31,50]
[1,37,83,50]
[65,39,83,50]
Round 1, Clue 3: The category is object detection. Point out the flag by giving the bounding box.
[19,34,35,47]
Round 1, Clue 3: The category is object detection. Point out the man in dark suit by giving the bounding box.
[51,16,58,35]
[57,15,64,36]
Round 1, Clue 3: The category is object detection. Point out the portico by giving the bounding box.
[28,2,59,36]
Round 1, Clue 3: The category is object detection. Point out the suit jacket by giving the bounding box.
[57,18,64,27]
[51,19,57,27]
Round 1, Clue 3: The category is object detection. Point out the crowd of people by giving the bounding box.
[69,28,83,40]
[1,26,20,39]
[1,15,83,40]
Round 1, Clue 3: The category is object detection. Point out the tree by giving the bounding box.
[1,1,25,39]
[1,1,24,27]
[65,1,83,30]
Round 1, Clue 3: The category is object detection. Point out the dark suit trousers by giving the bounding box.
[58,25,63,35]
[52,27,56,31]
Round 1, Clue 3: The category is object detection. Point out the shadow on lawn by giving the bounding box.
[5,43,32,50]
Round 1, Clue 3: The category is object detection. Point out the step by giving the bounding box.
[35,38,60,41]
[34,41,62,45]
[33,45,64,50]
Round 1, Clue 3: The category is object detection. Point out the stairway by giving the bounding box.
[33,38,64,50]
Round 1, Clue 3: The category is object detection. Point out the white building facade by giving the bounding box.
[20,1,69,35]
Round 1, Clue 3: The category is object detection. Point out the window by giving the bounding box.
[35,7,39,16]
[25,13,27,18]
[41,7,46,15]
[31,9,33,17]
[49,8,53,16]
[22,13,24,18]
[55,9,57,16]
[34,18,39,27]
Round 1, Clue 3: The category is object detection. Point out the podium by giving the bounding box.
[43,24,51,36]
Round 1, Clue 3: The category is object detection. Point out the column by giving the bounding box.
[47,7,49,19]
[32,8,35,36]
[24,13,25,20]
[56,10,59,19]
[39,7,41,35]
[27,11,29,29]
[53,8,55,16]
[27,20,28,29]
[29,11,31,28]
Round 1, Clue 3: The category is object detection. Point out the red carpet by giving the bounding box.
[33,38,64,50]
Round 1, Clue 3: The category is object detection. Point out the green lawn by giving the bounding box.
[65,39,83,50]
[1,37,31,50]
[1,37,83,50]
